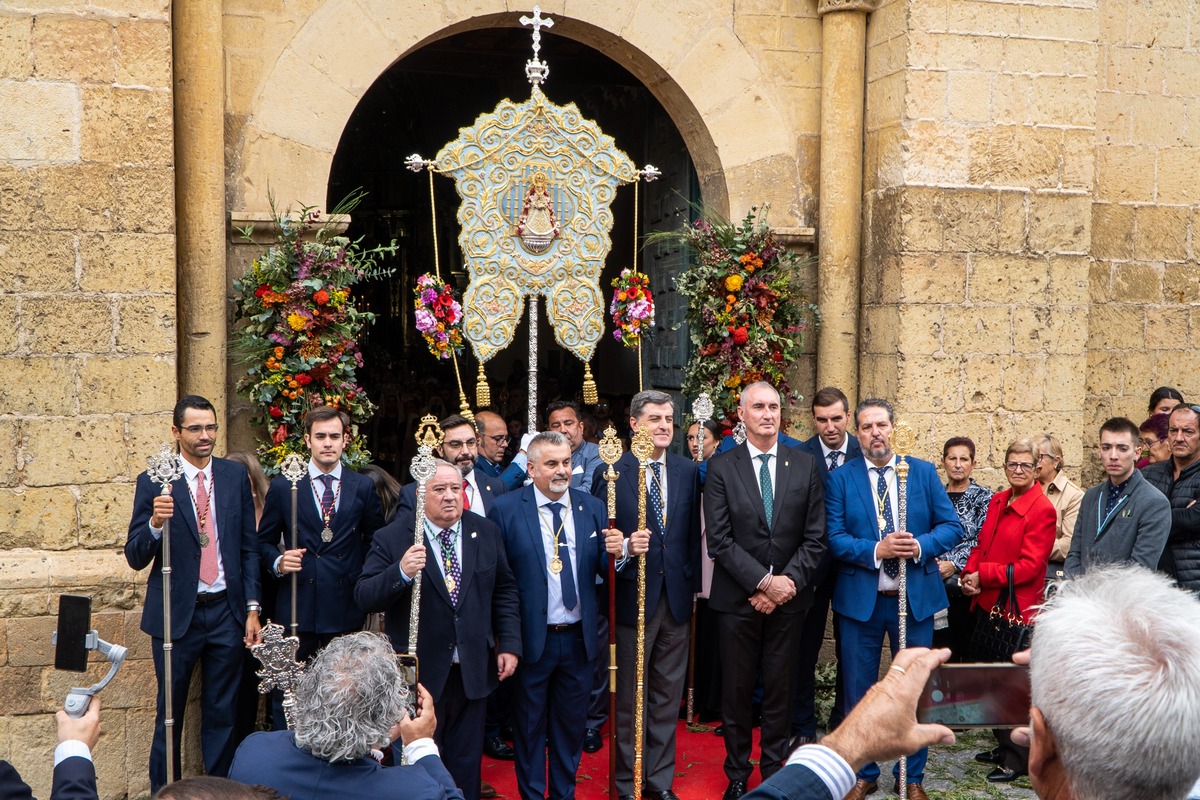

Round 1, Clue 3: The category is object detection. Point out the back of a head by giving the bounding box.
[292,631,406,763]
[1031,566,1200,800]
[154,776,285,800]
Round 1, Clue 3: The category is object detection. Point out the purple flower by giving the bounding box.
[415,308,436,333]
[420,288,438,305]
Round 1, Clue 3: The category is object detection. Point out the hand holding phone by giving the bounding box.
[916,663,1031,728]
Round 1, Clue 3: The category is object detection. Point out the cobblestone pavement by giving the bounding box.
[908,729,1038,800]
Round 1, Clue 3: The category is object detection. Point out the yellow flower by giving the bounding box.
[286,313,307,331]
[725,375,742,389]
[725,275,743,292]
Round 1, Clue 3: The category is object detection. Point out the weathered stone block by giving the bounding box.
[1028,192,1091,253]
[23,296,112,355]
[79,233,175,293]
[0,297,17,356]
[1091,203,1135,260]
[905,120,969,184]
[0,419,17,487]
[1061,128,1094,191]
[898,304,944,356]
[1164,263,1200,303]
[31,16,114,84]
[82,86,173,165]
[0,487,77,550]
[123,413,174,473]
[0,666,42,715]
[1044,355,1087,412]
[898,253,967,304]
[1145,307,1191,350]
[38,164,118,233]
[6,616,57,667]
[946,70,991,123]
[1087,304,1144,351]
[946,0,1021,36]
[1019,4,1099,42]
[21,417,127,486]
[112,166,175,234]
[0,79,81,162]
[898,356,962,412]
[79,482,135,549]
[1088,259,1112,303]
[862,305,900,355]
[996,190,1028,253]
[1126,0,1186,48]
[0,163,43,231]
[904,69,946,120]
[962,355,1003,413]
[943,306,1012,354]
[1134,205,1189,261]
[1132,94,1187,147]
[968,126,1061,189]
[1095,145,1155,203]
[0,357,77,415]
[1104,43,1165,93]
[0,17,32,80]
[0,231,77,293]
[115,20,172,88]
[1111,262,1164,304]
[969,254,1050,304]
[79,355,174,416]
[1012,305,1087,355]
[1048,255,1091,306]
[1002,355,1047,410]
[941,189,1000,253]
[115,299,176,355]
[1157,147,1200,204]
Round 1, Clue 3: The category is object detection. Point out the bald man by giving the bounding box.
[475,411,528,491]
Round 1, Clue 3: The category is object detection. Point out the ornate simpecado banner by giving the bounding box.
[408,7,658,417]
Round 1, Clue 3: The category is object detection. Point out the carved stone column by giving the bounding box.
[174,0,227,429]
[816,0,879,404]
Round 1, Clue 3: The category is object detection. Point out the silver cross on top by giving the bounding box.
[520,7,555,88]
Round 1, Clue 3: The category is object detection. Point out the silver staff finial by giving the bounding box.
[520,7,555,88]
[280,453,305,485]
[146,444,183,492]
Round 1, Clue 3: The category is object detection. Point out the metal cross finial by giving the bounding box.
[520,7,555,87]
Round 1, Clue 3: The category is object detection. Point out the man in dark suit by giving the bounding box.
[125,395,262,790]
[826,399,962,800]
[792,387,862,746]
[487,431,609,800]
[704,381,828,800]
[0,699,102,800]
[258,406,385,728]
[356,459,521,800]
[475,409,529,491]
[230,632,463,800]
[593,390,701,800]
[399,414,507,517]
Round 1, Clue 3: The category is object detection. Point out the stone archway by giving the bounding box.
[229,0,805,221]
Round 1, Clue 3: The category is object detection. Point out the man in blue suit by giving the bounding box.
[792,387,861,746]
[258,406,385,729]
[593,390,701,800]
[826,399,962,800]
[488,431,609,800]
[399,414,508,517]
[475,410,529,490]
[126,395,262,790]
[230,632,463,800]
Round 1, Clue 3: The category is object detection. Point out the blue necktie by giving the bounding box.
[874,466,900,579]
[758,454,774,525]
[648,461,664,531]
[548,502,578,610]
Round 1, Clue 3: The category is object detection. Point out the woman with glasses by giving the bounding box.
[1138,413,1171,468]
[960,438,1056,783]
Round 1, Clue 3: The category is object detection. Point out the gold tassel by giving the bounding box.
[476,363,491,408]
[451,353,473,423]
[582,363,598,405]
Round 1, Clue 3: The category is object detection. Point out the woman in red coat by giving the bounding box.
[960,438,1056,783]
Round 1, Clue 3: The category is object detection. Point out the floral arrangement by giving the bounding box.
[233,198,395,472]
[657,206,819,422]
[609,268,655,346]
[414,273,464,359]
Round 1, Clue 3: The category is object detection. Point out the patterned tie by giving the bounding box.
[757,454,774,526]
[438,528,462,606]
[548,502,578,610]
[648,461,664,531]
[828,451,841,471]
[196,471,218,585]
[874,466,899,579]
[1104,481,1123,520]
[317,474,335,519]
[462,479,471,513]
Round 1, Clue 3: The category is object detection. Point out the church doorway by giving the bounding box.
[327,27,700,474]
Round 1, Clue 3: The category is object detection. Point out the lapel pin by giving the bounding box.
[784,461,789,467]
[471,531,477,539]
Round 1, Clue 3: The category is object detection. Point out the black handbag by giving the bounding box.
[969,564,1033,662]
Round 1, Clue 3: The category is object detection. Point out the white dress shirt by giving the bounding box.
[745,439,779,498]
[818,436,850,471]
[864,454,921,591]
[533,486,582,625]
[308,460,343,516]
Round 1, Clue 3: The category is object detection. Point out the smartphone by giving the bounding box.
[916,663,1031,728]
[55,595,92,672]
[397,653,420,718]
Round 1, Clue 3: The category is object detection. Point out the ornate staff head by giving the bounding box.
[892,420,915,482]
[146,444,183,496]
[279,452,306,486]
[410,414,445,485]
[631,424,655,467]
[692,393,714,463]
[252,621,305,729]
[598,425,622,519]
[731,420,747,446]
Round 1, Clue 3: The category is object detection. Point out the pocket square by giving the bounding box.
[572,465,583,474]
[589,531,597,538]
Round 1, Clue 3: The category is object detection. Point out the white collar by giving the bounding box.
[818,436,849,459]
[533,485,569,509]
[180,457,212,483]
[866,454,898,473]
[746,439,778,461]
[308,460,343,482]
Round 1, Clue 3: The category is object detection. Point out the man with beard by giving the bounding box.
[826,399,962,800]
[400,414,506,516]
[488,432,609,800]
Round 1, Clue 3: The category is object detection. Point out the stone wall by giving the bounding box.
[0,1,175,797]
[1086,0,1200,480]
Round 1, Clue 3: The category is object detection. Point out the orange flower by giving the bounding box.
[725,275,743,292]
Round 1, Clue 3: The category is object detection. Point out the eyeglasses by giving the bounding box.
[181,424,219,435]
[1141,438,1161,448]
[443,438,478,450]
[485,434,510,445]
[1005,461,1036,472]
[1036,453,1054,461]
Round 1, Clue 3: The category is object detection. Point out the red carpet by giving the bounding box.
[481,722,762,799]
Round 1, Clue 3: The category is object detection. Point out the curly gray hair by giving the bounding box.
[292,632,407,762]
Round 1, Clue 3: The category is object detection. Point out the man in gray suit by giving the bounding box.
[1065,417,1171,577]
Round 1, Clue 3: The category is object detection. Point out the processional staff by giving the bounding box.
[597,425,623,798]
[146,444,184,786]
[891,421,916,800]
[629,425,655,800]
[407,415,444,657]
[279,453,306,639]
[685,393,713,726]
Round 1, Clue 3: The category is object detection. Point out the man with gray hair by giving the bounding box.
[228,632,463,799]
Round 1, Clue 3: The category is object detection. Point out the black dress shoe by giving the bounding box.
[974,748,1002,764]
[583,727,603,753]
[483,736,515,761]
[713,724,726,737]
[986,766,1027,783]
[722,780,748,800]
[643,791,680,800]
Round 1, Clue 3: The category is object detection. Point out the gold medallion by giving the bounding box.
[321,526,334,542]
[549,556,563,574]
[878,515,886,531]
[199,533,210,547]
[445,577,456,593]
